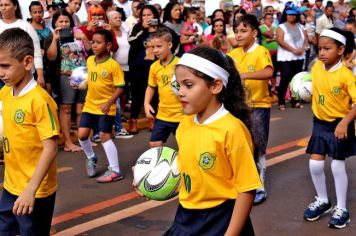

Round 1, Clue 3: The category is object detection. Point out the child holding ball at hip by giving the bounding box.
[163,46,262,235]
[303,28,356,229]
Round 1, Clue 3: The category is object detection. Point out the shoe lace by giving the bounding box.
[308,200,325,211]
[87,159,96,168]
[332,208,344,219]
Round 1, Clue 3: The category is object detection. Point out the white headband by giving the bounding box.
[177,53,229,87]
[320,29,346,45]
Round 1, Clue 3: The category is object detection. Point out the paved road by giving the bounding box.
[1,103,356,236]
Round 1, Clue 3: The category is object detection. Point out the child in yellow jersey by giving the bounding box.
[227,14,273,205]
[144,28,183,148]
[77,30,126,183]
[163,46,262,235]
[303,28,356,229]
[0,28,60,235]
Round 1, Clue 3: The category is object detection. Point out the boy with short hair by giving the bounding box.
[78,29,126,183]
[0,28,60,235]
[144,27,183,148]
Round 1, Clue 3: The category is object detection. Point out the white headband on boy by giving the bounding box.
[320,29,346,45]
[177,53,229,87]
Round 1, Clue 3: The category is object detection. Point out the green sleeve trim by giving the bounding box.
[115,85,125,88]
[47,104,55,131]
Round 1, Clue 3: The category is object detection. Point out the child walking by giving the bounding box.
[78,29,126,183]
[227,14,274,204]
[144,28,183,148]
[164,46,262,235]
[303,27,356,229]
[0,28,60,235]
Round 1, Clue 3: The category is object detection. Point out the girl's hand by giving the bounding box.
[74,31,86,40]
[13,188,36,215]
[144,103,155,119]
[103,23,111,31]
[335,120,348,139]
[100,102,112,115]
[53,27,61,41]
[87,19,97,31]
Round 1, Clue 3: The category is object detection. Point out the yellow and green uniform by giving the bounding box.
[311,59,356,122]
[0,84,59,198]
[228,44,273,108]
[148,56,183,122]
[83,55,125,116]
[176,113,262,209]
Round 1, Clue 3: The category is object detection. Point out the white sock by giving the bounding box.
[102,139,120,173]
[257,154,266,191]
[78,139,95,159]
[331,159,348,210]
[309,159,328,202]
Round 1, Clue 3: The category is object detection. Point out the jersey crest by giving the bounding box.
[14,109,25,124]
[199,152,215,170]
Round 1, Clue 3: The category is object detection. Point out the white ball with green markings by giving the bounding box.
[134,147,180,201]
[290,72,311,99]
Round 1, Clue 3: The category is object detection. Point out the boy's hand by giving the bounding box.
[100,102,112,115]
[335,120,348,139]
[144,103,155,119]
[13,188,36,215]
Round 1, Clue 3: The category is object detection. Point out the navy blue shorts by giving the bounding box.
[163,200,255,236]
[79,112,115,133]
[0,189,56,236]
[251,108,270,156]
[306,117,356,160]
[150,119,179,142]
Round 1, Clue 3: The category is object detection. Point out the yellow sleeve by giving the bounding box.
[259,47,273,70]
[346,72,356,104]
[35,100,60,140]
[148,62,158,88]
[113,62,125,88]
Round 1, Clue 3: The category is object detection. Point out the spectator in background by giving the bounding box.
[227,8,246,49]
[315,4,334,43]
[163,1,184,37]
[45,3,59,31]
[334,11,348,30]
[125,0,141,33]
[107,9,133,138]
[180,7,199,52]
[276,5,308,110]
[114,0,130,18]
[29,1,52,94]
[313,0,324,20]
[197,6,208,31]
[101,0,116,14]
[334,0,350,19]
[65,0,82,27]
[206,18,229,53]
[153,3,163,22]
[204,9,225,35]
[0,0,45,89]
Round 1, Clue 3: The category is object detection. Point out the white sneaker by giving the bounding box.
[115,128,134,139]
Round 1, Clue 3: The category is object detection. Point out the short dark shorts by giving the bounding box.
[0,189,56,236]
[163,199,255,236]
[306,116,356,160]
[150,119,179,142]
[79,112,115,133]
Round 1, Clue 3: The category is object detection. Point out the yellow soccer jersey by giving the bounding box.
[83,55,125,116]
[228,44,273,108]
[176,113,262,209]
[311,60,356,122]
[148,56,183,122]
[0,85,59,198]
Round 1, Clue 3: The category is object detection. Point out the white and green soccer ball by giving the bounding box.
[290,71,312,101]
[134,147,180,201]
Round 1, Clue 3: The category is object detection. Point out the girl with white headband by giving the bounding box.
[303,27,356,229]
[164,46,262,235]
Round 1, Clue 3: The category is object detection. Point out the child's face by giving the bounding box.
[30,5,44,24]
[318,37,344,68]
[151,37,172,61]
[91,34,110,56]
[188,13,197,24]
[0,49,33,87]
[235,23,257,48]
[68,0,82,13]
[55,15,71,29]
[175,66,218,116]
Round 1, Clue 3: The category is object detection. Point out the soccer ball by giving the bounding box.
[170,75,180,96]
[290,72,311,99]
[134,146,181,201]
[298,81,312,102]
[69,66,88,90]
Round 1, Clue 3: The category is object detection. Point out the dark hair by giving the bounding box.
[29,1,43,13]
[321,27,355,57]
[7,0,22,19]
[52,8,75,29]
[0,28,34,60]
[211,9,224,21]
[150,27,173,42]
[140,4,161,25]
[163,1,182,24]
[264,13,274,19]
[175,46,257,161]
[100,0,113,12]
[236,14,261,39]
[211,19,226,36]
[47,4,59,11]
[115,7,127,21]
[183,7,196,21]
[233,8,246,30]
[93,29,113,44]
